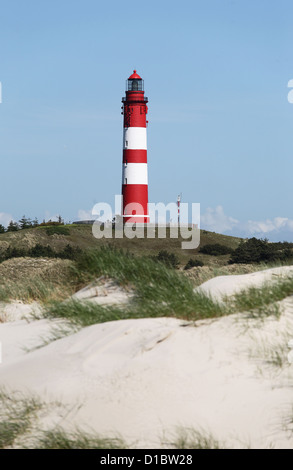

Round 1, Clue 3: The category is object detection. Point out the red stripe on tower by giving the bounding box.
[121,70,149,224]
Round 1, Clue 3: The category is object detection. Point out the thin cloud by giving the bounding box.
[201,206,239,232]
[77,209,93,221]
[0,212,14,227]
[201,206,293,240]
[245,217,293,235]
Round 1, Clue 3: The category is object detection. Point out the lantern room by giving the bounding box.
[126,70,144,92]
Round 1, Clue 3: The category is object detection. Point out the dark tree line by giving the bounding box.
[0,244,82,263]
[197,239,293,264]
[229,238,293,264]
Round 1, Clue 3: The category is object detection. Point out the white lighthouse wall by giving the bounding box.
[123,128,147,150]
[122,163,148,185]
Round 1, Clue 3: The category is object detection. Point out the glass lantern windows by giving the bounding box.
[127,79,144,92]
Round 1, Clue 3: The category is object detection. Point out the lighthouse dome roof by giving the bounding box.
[128,70,142,80]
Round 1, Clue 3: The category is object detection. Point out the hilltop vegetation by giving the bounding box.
[0,221,292,305]
[0,223,243,267]
[0,222,292,268]
[230,237,293,264]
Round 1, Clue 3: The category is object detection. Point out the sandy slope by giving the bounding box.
[1,268,293,449]
[71,278,132,305]
[197,266,293,301]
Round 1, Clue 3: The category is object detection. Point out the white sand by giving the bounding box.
[0,300,42,322]
[71,278,132,305]
[1,268,293,448]
[197,266,293,302]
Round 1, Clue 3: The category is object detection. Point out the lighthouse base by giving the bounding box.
[122,184,149,224]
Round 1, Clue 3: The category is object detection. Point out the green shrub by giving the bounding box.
[29,244,55,258]
[58,244,82,260]
[229,238,293,264]
[199,244,234,256]
[0,244,82,263]
[184,259,204,270]
[154,250,180,268]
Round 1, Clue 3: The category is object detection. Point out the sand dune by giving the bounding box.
[1,268,293,448]
[197,266,293,301]
[71,278,132,305]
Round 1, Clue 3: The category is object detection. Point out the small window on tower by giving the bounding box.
[125,141,128,147]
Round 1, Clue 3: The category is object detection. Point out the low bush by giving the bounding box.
[229,238,293,264]
[199,244,234,256]
[0,244,82,263]
[154,250,180,268]
[184,259,204,270]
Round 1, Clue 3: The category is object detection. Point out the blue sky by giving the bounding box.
[1,0,293,241]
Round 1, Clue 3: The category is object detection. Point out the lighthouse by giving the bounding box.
[121,70,150,224]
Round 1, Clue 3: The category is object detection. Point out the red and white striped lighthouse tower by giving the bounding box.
[121,70,149,223]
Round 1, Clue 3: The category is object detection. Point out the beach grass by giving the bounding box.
[0,277,72,303]
[42,247,226,326]
[37,428,126,449]
[227,276,293,319]
[0,388,126,449]
[0,389,42,449]
[40,248,293,327]
[167,427,222,449]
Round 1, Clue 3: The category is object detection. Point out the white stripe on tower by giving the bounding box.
[122,163,148,185]
[123,128,147,150]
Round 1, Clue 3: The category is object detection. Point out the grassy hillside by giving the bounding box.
[0,224,242,267]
